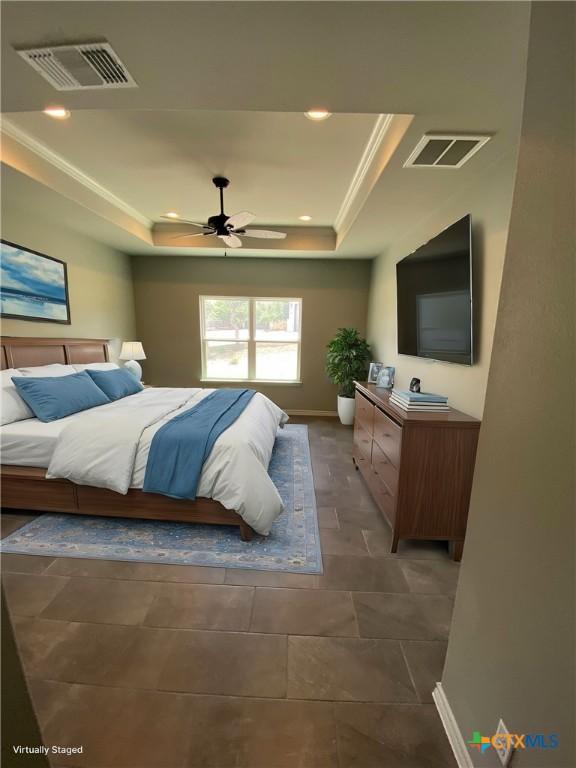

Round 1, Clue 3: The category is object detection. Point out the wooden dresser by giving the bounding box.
[352,382,480,561]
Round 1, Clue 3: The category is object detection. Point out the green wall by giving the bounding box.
[131,255,372,412]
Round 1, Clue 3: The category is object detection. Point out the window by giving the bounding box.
[200,296,302,383]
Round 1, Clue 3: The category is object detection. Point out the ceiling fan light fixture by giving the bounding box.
[305,109,331,121]
[43,107,70,119]
[166,176,287,249]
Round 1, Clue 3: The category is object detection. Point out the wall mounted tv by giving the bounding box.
[396,215,473,365]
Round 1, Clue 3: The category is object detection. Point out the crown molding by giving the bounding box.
[1,114,411,253]
[334,112,414,247]
[153,222,336,251]
[334,113,393,233]
[1,117,151,229]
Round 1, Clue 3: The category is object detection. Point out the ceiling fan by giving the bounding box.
[162,177,287,248]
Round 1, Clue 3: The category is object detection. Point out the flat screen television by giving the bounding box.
[396,215,472,365]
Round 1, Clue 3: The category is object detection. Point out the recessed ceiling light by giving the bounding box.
[43,107,70,119]
[299,215,312,221]
[164,212,179,219]
[305,110,331,121]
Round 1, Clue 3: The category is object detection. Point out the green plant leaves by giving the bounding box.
[325,327,371,398]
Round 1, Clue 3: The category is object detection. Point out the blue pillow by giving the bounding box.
[12,371,110,423]
[86,367,143,401]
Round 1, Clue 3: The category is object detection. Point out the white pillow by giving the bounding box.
[1,368,19,386]
[1,368,34,426]
[72,362,119,373]
[17,364,77,378]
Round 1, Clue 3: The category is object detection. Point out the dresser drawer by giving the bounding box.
[365,465,396,527]
[373,408,402,467]
[353,422,372,463]
[371,440,399,496]
[355,392,374,435]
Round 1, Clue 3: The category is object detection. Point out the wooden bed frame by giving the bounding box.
[0,337,254,541]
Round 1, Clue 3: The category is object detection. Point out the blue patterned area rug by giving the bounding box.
[1,425,322,574]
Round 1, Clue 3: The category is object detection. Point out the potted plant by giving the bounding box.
[326,328,371,425]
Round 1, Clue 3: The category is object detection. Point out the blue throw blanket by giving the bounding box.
[143,388,256,500]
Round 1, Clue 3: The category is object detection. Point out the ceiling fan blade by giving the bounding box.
[226,211,256,230]
[161,216,207,228]
[220,234,243,248]
[242,229,287,240]
[169,233,209,240]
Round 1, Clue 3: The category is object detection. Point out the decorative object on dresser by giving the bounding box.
[119,340,146,381]
[352,381,480,561]
[409,377,421,393]
[325,328,371,425]
[368,362,384,384]
[389,389,449,412]
[0,240,70,324]
[376,366,395,389]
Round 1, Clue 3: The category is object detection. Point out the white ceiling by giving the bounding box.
[0,1,532,259]
[2,109,379,225]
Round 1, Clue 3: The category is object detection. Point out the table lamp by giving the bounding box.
[119,341,146,381]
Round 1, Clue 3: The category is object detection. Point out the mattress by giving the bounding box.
[1,417,66,467]
[0,394,139,468]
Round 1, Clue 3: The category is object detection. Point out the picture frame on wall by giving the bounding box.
[0,239,71,324]
[368,362,383,384]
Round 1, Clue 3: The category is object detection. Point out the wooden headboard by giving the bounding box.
[0,337,110,370]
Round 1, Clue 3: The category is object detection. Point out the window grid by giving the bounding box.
[200,296,302,383]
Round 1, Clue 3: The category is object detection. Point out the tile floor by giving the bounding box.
[2,416,458,767]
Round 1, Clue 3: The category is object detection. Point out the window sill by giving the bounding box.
[200,379,302,387]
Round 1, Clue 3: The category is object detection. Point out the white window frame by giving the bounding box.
[200,295,302,384]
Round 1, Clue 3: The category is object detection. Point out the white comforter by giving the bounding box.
[46,388,288,535]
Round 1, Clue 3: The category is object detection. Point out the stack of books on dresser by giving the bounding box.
[389,389,450,412]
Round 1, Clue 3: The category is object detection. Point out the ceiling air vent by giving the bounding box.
[17,42,137,91]
[404,134,491,169]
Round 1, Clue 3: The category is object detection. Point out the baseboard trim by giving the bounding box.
[285,410,338,417]
[433,683,474,768]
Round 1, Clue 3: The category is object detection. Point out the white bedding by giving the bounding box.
[1,388,288,535]
[0,418,64,466]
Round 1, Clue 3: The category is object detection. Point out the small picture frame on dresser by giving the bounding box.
[368,362,383,384]
[376,366,395,390]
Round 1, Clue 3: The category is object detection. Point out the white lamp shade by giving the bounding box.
[119,341,146,361]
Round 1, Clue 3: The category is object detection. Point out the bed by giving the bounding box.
[0,337,287,540]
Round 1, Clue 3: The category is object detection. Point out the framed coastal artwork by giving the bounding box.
[0,240,71,324]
